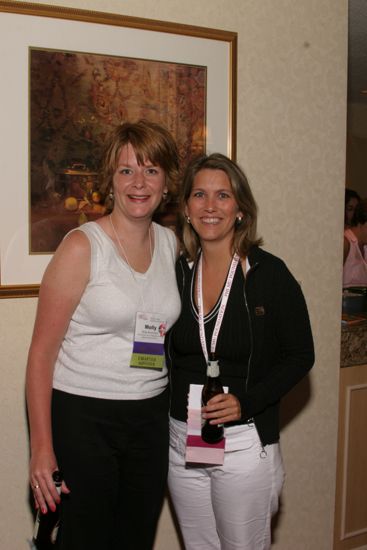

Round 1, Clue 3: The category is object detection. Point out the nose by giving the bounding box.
[204,196,216,212]
[133,169,145,188]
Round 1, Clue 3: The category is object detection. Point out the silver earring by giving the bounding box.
[108,189,114,201]
[186,216,191,224]
[163,191,168,200]
[236,215,243,223]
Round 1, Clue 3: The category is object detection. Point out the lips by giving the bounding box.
[128,194,150,201]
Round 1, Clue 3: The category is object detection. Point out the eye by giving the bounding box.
[145,167,159,175]
[192,190,204,198]
[218,191,231,199]
[118,167,133,175]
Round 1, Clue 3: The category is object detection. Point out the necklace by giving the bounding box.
[109,214,153,276]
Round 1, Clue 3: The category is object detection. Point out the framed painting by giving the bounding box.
[0,1,237,298]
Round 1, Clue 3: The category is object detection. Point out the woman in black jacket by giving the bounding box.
[167,153,314,550]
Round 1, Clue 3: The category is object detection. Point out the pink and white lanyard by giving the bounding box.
[197,252,240,365]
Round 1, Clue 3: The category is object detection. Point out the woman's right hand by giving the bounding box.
[30,449,70,514]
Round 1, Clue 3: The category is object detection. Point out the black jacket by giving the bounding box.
[169,246,315,446]
[240,246,315,444]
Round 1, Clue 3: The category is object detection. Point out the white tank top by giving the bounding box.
[53,221,181,400]
[343,228,367,287]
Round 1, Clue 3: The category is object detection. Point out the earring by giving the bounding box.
[106,189,115,212]
[163,191,168,200]
[185,215,191,224]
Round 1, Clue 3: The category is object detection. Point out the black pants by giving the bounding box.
[52,388,169,550]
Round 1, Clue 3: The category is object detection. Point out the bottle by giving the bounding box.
[32,470,62,549]
[201,354,224,444]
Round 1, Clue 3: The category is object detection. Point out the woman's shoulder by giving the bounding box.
[62,221,110,265]
[153,222,175,238]
[47,228,90,280]
[247,246,300,290]
[344,228,357,243]
[61,223,92,249]
[62,221,100,244]
[153,222,178,254]
[248,246,286,269]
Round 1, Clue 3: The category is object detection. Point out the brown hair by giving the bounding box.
[178,153,263,260]
[100,119,179,206]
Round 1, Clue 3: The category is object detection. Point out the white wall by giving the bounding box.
[0,1,347,548]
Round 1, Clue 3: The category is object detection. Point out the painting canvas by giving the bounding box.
[30,48,206,253]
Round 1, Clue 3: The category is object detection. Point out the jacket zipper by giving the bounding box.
[243,262,257,392]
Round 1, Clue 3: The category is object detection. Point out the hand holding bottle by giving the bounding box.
[202,393,242,425]
[201,358,224,443]
[30,449,70,514]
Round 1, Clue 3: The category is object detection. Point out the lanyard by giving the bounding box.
[197,252,240,364]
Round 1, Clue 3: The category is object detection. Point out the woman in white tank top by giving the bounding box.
[26,120,181,549]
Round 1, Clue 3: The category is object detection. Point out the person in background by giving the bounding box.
[167,153,314,550]
[343,198,367,287]
[26,120,181,549]
[344,188,361,228]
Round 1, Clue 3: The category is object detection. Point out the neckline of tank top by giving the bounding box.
[91,220,156,277]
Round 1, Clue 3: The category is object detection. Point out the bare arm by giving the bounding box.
[26,230,90,513]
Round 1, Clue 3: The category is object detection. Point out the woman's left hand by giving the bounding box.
[202,393,241,424]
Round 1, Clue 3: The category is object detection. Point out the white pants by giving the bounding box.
[168,418,285,550]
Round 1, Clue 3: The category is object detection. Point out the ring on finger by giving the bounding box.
[32,484,40,489]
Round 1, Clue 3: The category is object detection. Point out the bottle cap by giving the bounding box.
[52,470,63,483]
[207,359,220,377]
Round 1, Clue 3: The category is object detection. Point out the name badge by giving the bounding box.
[130,312,167,371]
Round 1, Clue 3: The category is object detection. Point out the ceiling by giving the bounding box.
[348,0,367,104]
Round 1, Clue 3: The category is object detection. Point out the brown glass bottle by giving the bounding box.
[201,355,224,444]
